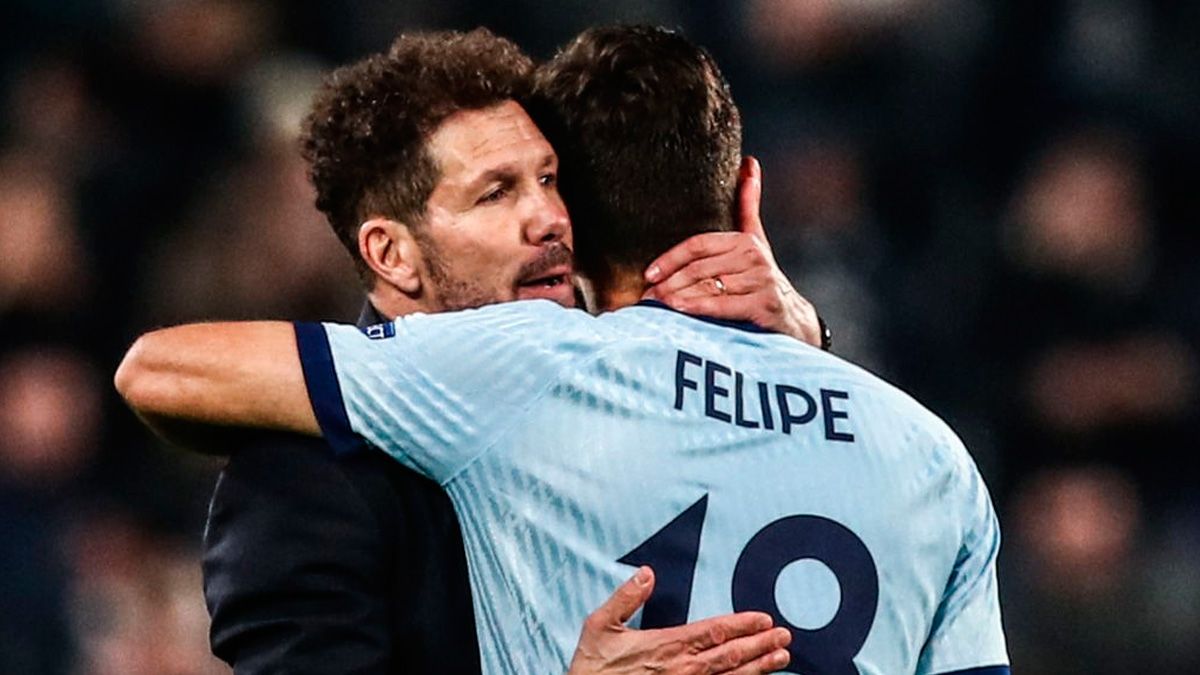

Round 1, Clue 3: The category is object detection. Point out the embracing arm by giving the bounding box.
[114,321,318,441]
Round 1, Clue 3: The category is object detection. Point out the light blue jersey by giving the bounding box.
[295,300,1008,675]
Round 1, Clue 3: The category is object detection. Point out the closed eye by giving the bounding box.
[476,187,507,205]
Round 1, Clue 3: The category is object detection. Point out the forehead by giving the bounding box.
[427,100,554,178]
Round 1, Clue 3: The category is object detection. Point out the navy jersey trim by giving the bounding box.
[636,299,771,334]
[294,322,368,457]
[934,666,1010,675]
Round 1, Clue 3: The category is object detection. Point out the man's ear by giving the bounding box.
[359,217,423,294]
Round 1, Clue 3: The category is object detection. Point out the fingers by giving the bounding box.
[736,156,765,240]
[674,611,774,652]
[571,605,784,675]
[645,232,743,284]
[660,269,763,303]
[703,627,791,675]
[723,650,791,675]
[588,567,655,628]
[721,646,791,675]
[648,239,768,300]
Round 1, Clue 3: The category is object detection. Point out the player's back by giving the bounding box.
[306,300,1008,675]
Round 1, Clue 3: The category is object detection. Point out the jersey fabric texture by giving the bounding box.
[294,300,1009,675]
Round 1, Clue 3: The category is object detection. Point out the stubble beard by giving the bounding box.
[415,232,503,312]
[415,231,575,313]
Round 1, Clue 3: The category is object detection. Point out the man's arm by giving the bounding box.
[115,321,316,438]
[122,302,593,482]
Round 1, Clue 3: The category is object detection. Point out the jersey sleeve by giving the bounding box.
[294,300,590,484]
[916,438,1010,675]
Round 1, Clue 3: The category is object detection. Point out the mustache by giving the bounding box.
[517,242,574,282]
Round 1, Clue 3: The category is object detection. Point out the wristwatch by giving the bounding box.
[817,314,833,352]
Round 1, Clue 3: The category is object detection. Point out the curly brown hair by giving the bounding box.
[300,29,534,282]
[532,25,742,285]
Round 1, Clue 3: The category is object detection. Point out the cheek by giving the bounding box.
[437,228,522,279]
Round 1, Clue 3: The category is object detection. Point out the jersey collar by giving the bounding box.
[634,299,771,334]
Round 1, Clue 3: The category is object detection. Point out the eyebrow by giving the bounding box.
[466,153,557,191]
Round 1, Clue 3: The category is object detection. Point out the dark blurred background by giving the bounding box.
[1,1,1197,673]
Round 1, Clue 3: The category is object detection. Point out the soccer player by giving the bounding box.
[118,26,1008,675]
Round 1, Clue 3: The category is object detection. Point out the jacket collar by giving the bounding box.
[356,302,389,329]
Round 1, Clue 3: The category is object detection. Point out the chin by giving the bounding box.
[436,291,507,313]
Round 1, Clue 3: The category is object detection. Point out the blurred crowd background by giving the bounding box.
[1,1,1197,673]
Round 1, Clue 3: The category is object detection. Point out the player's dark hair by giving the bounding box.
[301,29,534,282]
[532,25,742,284]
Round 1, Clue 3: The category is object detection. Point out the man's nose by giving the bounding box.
[522,191,569,246]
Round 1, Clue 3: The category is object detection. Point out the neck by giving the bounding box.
[596,269,648,312]
[367,284,426,320]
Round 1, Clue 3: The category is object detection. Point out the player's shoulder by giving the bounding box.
[391,300,615,363]
[812,349,978,471]
[399,300,602,337]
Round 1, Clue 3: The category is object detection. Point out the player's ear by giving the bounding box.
[359,217,423,295]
